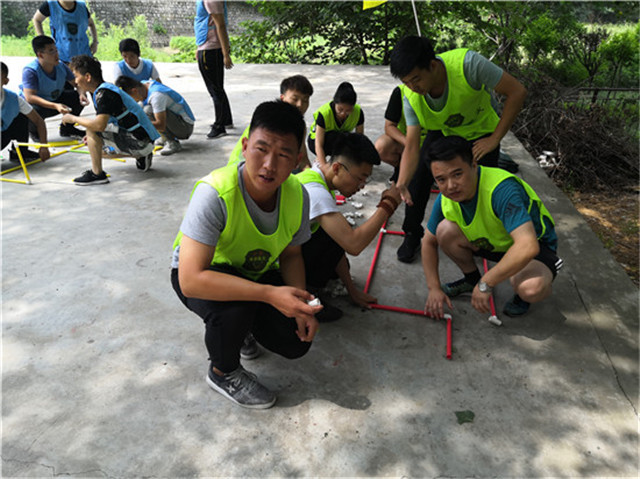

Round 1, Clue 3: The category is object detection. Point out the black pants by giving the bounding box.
[402,130,500,237]
[28,89,83,139]
[197,48,233,127]
[2,113,29,149]
[171,266,311,373]
[301,227,345,289]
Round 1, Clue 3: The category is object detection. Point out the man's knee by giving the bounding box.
[279,340,312,360]
[511,262,553,303]
[435,219,465,243]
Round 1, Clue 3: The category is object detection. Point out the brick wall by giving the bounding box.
[7,1,259,46]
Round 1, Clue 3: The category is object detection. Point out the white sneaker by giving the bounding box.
[160,140,183,156]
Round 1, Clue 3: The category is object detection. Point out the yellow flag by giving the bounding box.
[363,0,388,10]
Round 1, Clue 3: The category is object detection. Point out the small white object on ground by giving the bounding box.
[307,298,321,307]
[346,217,356,226]
[344,212,354,218]
[354,212,363,218]
[352,202,363,209]
[488,315,502,326]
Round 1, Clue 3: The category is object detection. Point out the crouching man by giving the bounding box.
[171,101,320,409]
[422,136,562,319]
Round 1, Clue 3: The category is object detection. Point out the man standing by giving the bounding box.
[421,136,561,319]
[32,0,98,64]
[194,0,233,139]
[20,35,87,140]
[390,36,527,263]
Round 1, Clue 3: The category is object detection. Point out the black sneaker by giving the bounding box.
[503,294,530,317]
[73,169,109,185]
[9,148,40,162]
[136,153,153,171]
[207,125,227,139]
[441,277,475,298]
[397,232,421,263]
[206,365,276,409]
[59,124,85,138]
[240,333,261,360]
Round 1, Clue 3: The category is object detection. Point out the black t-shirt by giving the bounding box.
[39,1,91,18]
[384,86,403,123]
[316,101,365,130]
[94,88,150,141]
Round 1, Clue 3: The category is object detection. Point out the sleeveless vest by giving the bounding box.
[2,89,21,132]
[20,59,68,102]
[295,167,336,233]
[145,80,195,121]
[116,59,154,82]
[309,102,362,140]
[47,0,92,63]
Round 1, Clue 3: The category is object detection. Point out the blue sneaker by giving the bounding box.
[503,294,530,317]
[441,277,475,297]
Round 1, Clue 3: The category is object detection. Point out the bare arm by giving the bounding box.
[470,221,539,314]
[88,15,99,54]
[396,124,422,205]
[384,119,406,147]
[150,110,167,133]
[314,125,327,167]
[472,72,527,162]
[211,13,233,69]
[23,88,71,113]
[25,109,50,160]
[423,230,452,319]
[335,253,377,308]
[32,10,46,36]
[61,112,109,132]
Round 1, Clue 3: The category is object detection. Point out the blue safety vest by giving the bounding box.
[19,59,68,102]
[144,81,195,121]
[194,0,227,46]
[93,83,159,141]
[2,89,21,132]
[47,0,92,63]
[115,59,154,82]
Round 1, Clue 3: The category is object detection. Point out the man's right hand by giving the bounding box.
[56,103,72,114]
[269,286,321,341]
[425,288,453,319]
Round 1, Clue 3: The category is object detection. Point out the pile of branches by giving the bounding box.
[512,72,639,192]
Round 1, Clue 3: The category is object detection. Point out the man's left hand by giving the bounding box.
[472,136,499,162]
[471,285,492,314]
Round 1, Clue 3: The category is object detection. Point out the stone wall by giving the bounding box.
[8,1,260,46]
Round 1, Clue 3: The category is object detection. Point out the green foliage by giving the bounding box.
[0,35,33,57]
[169,36,197,63]
[153,22,167,35]
[1,3,29,37]
[599,23,640,87]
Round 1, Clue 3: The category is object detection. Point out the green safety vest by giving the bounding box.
[441,166,554,253]
[295,167,336,233]
[405,48,500,139]
[228,125,250,166]
[397,84,427,146]
[309,102,361,140]
[173,163,304,280]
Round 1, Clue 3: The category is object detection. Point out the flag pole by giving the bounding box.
[411,0,421,36]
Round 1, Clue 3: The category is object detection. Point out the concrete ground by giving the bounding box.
[1,58,638,478]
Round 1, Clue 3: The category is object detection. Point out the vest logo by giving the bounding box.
[444,113,465,128]
[470,237,494,251]
[67,22,79,35]
[243,249,271,272]
[51,89,61,100]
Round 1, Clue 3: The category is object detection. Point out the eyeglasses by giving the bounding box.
[338,162,371,186]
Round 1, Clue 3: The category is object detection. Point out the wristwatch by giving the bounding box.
[478,281,493,293]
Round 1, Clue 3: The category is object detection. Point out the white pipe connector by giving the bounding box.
[488,315,502,326]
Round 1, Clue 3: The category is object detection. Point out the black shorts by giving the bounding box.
[475,243,563,279]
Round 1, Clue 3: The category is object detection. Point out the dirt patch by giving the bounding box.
[569,189,639,286]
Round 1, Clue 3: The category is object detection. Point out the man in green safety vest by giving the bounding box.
[389,36,527,264]
[421,136,562,319]
[171,100,321,409]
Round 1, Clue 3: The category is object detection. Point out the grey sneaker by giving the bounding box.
[441,277,476,297]
[160,140,182,156]
[240,333,261,360]
[155,135,167,147]
[136,152,153,171]
[206,365,276,409]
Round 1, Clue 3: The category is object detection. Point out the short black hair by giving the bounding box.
[114,75,143,92]
[390,36,436,79]
[426,136,473,167]
[119,38,141,56]
[280,75,314,97]
[333,82,357,105]
[330,132,381,167]
[32,35,55,55]
[69,55,104,84]
[249,100,306,149]
[1,62,8,78]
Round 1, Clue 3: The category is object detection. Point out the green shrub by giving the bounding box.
[169,36,197,63]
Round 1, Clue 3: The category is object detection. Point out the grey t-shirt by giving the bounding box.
[404,50,504,126]
[172,164,311,268]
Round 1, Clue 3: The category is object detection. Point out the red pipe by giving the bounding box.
[483,258,497,317]
[364,222,386,294]
[370,303,427,316]
[446,317,452,360]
